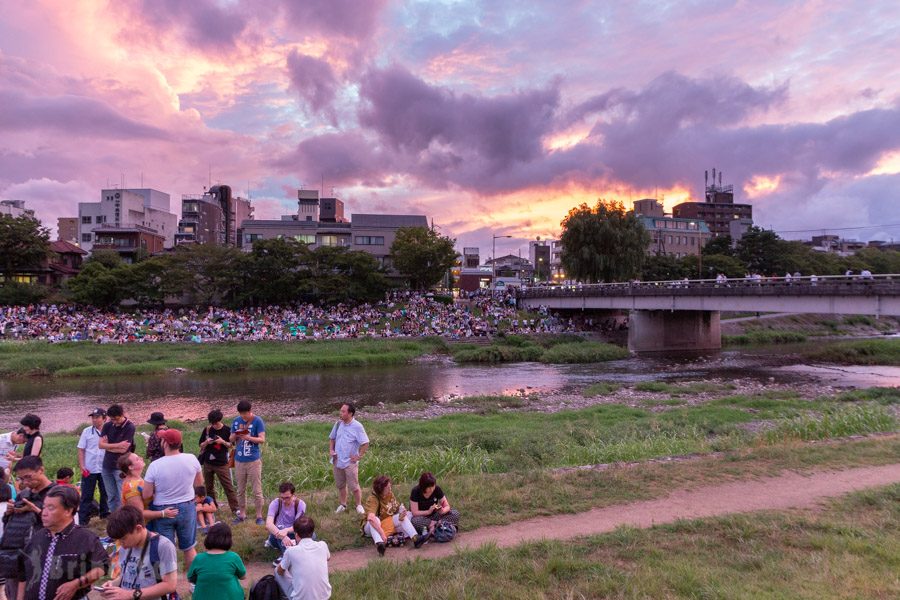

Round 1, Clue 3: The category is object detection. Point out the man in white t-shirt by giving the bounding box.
[0,429,26,473]
[276,516,331,600]
[141,428,202,571]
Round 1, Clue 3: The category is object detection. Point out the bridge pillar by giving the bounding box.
[628,310,721,353]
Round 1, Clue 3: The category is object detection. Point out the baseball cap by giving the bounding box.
[157,428,182,447]
[88,408,107,417]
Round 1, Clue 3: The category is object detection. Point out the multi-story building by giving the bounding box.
[238,190,428,272]
[78,188,177,254]
[0,200,35,219]
[462,248,480,268]
[528,239,562,281]
[633,199,711,258]
[57,217,79,244]
[175,185,253,246]
[672,169,752,238]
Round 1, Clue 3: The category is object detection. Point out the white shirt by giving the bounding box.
[281,538,332,600]
[0,432,17,469]
[77,426,106,474]
[144,452,201,505]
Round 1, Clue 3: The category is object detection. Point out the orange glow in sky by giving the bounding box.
[744,175,782,198]
[867,150,900,176]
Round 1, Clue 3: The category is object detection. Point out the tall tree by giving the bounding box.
[736,227,786,274]
[0,215,51,279]
[702,235,734,257]
[560,200,650,282]
[390,227,457,290]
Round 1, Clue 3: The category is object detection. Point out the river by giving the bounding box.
[3,343,899,433]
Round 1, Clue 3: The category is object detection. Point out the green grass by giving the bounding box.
[0,338,447,377]
[583,382,621,397]
[765,404,897,443]
[723,330,808,345]
[835,387,900,405]
[329,483,900,599]
[805,338,900,365]
[633,381,733,395]
[450,334,628,364]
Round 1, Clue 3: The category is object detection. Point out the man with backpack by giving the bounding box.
[0,456,56,594]
[99,505,178,600]
[264,483,307,560]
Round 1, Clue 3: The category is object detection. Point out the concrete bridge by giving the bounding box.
[518,275,900,353]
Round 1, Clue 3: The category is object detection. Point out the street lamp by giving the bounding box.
[492,234,512,286]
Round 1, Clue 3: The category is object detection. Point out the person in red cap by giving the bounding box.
[140,428,202,571]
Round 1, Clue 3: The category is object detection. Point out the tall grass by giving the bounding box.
[451,336,628,364]
[723,330,807,345]
[805,338,900,365]
[765,404,898,443]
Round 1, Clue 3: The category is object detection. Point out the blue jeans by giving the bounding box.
[267,532,296,555]
[79,472,109,524]
[148,500,197,551]
[101,468,123,513]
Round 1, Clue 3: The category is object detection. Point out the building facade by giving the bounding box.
[78,189,177,254]
[672,169,752,238]
[238,190,428,272]
[633,199,711,258]
[0,200,35,219]
[175,185,253,246]
[528,239,562,281]
[57,217,79,244]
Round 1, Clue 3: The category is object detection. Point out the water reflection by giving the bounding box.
[2,347,898,432]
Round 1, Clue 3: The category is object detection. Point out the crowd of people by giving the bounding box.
[1,401,461,600]
[0,291,569,344]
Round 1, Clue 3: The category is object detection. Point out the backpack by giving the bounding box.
[124,533,179,600]
[249,575,286,600]
[433,521,457,543]
[273,498,300,524]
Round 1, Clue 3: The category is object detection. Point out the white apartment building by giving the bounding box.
[78,188,177,254]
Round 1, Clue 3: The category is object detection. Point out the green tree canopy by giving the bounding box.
[389,227,457,290]
[560,200,650,283]
[702,235,734,257]
[0,215,51,278]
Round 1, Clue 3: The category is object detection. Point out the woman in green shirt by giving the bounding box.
[187,523,246,600]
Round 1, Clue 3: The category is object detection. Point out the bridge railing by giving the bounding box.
[518,274,900,299]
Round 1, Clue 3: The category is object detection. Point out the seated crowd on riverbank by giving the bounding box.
[1,401,460,600]
[0,291,569,343]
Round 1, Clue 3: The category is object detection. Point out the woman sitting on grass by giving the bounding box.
[361,475,428,556]
[409,471,461,534]
[187,522,246,600]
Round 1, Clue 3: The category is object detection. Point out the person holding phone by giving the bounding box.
[21,486,108,600]
[100,505,178,600]
[229,401,265,525]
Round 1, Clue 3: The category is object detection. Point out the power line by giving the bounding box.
[778,223,900,234]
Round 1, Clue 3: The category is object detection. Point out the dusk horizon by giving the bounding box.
[3,0,900,256]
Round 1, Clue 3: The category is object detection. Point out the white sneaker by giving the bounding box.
[335,504,347,513]
[355,504,365,515]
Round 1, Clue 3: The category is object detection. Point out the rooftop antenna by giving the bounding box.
[705,170,708,188]
[719,170,722,187]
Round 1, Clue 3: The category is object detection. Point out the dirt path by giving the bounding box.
[240,463,900,581]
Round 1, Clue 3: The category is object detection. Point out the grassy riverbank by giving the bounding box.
[39,384,898,557]
[0,338,446,377]
[330,482,900,599]
[450,334,629,363]
[805,338,900,365]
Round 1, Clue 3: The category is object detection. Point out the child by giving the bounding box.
[195,485,218,530]
[187,522,246,600]
[55,467,77,488]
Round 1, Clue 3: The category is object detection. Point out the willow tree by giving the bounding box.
[559,200,650,283]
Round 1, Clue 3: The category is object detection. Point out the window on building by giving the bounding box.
[691,237,696,246]
[667,235,673,244]
[81,233,92,242]
[355,236,385,245]
[244,233,263,244]
[294,234,316,244]
[318,234,347,247]
[95,216,105,224]
[81,216,92,224]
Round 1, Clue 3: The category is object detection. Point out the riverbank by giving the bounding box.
[41,382,898,558]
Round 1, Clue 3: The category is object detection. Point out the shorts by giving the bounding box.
[148,499,197,551]
[333,462,360,493]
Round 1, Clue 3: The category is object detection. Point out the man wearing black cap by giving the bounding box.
[77,408,109,525]
[144,412,168,463]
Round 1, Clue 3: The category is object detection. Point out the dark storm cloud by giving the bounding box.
[271,132,392,186]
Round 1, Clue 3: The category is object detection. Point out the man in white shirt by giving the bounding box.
[276,516,331,600]
[77,408,109,525]
[0,429,25,474]
[141,428,202,571]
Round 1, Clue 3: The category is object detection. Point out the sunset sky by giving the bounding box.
[2,0,900,257]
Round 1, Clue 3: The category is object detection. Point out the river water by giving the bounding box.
[3,343,899,433]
